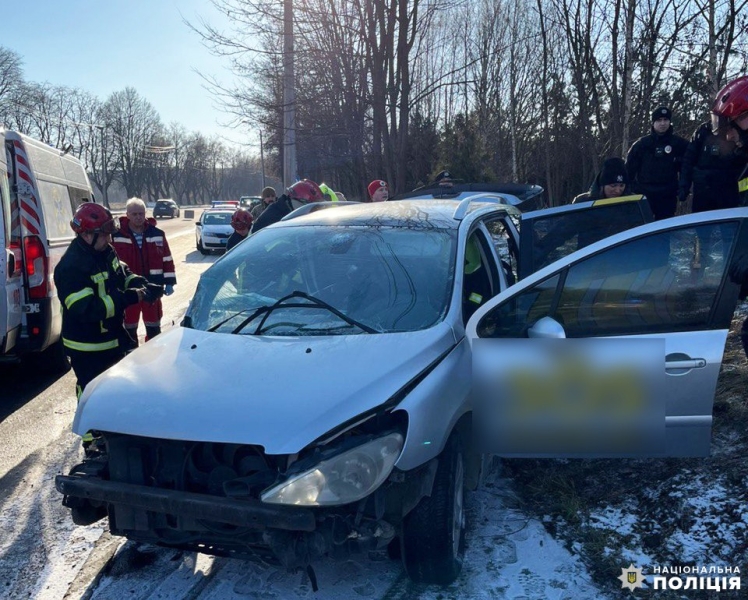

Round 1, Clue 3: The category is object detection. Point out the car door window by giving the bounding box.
[484,217,519,285]
[463,230,499,324]
[478,222,739,338]
[520,199,652,278]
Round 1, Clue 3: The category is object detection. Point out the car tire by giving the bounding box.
[400,432,465,585]
[197,238,208,255]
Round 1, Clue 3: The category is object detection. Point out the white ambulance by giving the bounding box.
[1,129,96,371]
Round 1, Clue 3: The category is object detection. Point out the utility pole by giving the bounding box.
[259,130,266,189]
[283,0,297,187]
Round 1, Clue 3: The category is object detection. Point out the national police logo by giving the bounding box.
[618,564,645,591]
[665,145,672,154]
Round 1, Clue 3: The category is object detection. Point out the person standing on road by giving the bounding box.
[54,203,153,400]
[112,197,176,344]
[251,180,325,233]
[626,106,688,220]
[226,207,253,251]
[251,187,277,220]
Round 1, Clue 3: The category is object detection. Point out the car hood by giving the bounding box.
[201,224,233,235]
[74,325,457,453]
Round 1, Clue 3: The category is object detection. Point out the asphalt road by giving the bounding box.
[0,210,220,597]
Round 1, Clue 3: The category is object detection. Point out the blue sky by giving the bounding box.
[4,0,252,149]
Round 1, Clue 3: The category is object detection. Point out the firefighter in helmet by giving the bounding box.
[226,207,253,251]
[251,179,325,233]
[53,203,158,400]
[711,75,748,204]
[715,77,748,359]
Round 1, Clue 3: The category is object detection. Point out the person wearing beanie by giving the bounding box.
[367,180,389,202]
[625,105,688,220]
[572,157,633,203]
[251,186,277,220]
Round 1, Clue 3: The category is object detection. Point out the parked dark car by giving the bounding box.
[153,199,180,219]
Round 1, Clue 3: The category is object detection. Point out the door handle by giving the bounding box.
[665,358,706,370]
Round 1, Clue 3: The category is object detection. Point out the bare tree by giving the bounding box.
[101,87,163,198]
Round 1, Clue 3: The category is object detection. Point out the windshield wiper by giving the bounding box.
[227,291,377,335]
[207,308,255,332]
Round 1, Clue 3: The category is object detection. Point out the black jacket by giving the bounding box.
[679,122,745,200]
[251,195,294,233]
[626,126,688,197]
[54,238,143,353]
[226,231,248,251]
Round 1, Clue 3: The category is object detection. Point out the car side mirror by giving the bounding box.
[527,316,566,339]
[196,221,202,226]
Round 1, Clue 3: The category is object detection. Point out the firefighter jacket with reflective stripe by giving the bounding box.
[112,217,177,286]
[53,238,142,353]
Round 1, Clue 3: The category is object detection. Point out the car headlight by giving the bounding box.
[261,432,404,506]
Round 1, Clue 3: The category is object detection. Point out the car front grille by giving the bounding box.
[106,434,279,500]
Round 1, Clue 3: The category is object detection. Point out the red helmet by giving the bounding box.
[70,203,119,234]
[711,75,748,132]
[287,179,324,204]
[231,207,253,231]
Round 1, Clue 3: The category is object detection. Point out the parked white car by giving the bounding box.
[57,197,748,585]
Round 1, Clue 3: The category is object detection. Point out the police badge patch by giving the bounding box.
[665,145,672,154]
[618,564,645,591]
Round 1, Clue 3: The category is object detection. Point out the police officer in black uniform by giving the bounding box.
[626,106,688,220]
[678,115,746,214]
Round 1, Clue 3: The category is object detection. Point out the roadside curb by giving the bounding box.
[63,531,122,600]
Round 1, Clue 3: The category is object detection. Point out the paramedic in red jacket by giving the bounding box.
[112,197,177,343]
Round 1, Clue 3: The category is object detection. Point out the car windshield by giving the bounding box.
[203,212,232,225]
[186,225,456,335]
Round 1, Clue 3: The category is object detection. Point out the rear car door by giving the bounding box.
[467,209,748,458]
[0,142,23,355]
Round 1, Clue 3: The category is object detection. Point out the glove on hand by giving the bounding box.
[124,288,145,306]
[143,283,165,303]
[164,284,174,296]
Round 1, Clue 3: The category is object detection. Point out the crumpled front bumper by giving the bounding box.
[55,474,316,531]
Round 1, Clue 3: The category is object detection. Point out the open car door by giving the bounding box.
[1,142,22,356]
[467,209,748,458]
[518,195,654,279]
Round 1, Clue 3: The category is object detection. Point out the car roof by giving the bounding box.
[274,199,515,230]
[393,182,544,209]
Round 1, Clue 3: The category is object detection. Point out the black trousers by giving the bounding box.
[68,347,125,399]
[644,191,678,221]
